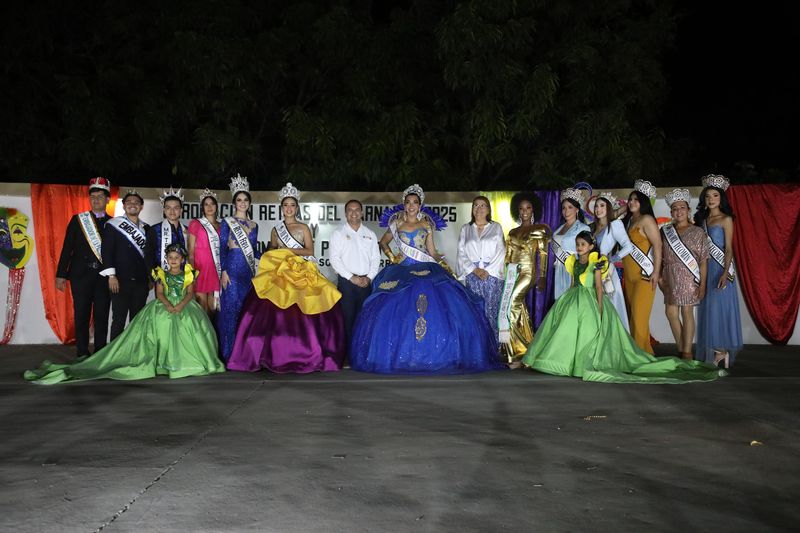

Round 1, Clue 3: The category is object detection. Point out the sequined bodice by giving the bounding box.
[276,227,306,249]
[164,272,186,305]
[398,228,429,251]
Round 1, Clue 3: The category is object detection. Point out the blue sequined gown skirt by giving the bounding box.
[218,251,253,361]
[350,259,503,374]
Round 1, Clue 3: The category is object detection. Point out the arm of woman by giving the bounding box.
[187,231,197,266]
[456,224,475,279]
[379,230,397,263]
[424,226,443,262]
[290,225,314,257]
[642,215,662,288]
[719,216,734,289]
[219,221,230,289]
[609,219,634,260]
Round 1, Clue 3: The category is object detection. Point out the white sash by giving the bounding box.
[704,223,736,281]
[663,224,701,284]
[389,220,437,263]
[160,222,187,269]
[198,217,222,280]
[498,264,519,344]
[549,238,570,265]
[107,217,146,257]
[77,211,102,262]
[224,217,256,276]
[275,221,317,262]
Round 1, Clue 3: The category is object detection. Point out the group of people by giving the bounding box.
[26,174,740,384]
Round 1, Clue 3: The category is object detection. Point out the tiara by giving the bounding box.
[123,189,143,202]
[229,173,250,196]
[88,176,111,192]
[279,182,301,202]
[159,186,184,205]
[198,187,218,202]
[633,179,657,199]
[597,191,618,206]
[701,174,730,191]
[402,184,425,205]
[665,188,691,207]
[560,187,584,205]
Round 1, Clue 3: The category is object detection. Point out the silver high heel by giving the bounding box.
[713,350,729,369]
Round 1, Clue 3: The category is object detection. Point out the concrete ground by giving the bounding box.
[1,344,798,533]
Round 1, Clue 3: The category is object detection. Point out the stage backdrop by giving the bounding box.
[0,182,797,347]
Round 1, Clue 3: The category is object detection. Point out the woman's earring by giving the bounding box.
[417,212,423,221]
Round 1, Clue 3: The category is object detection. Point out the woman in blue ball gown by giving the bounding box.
[350,184,503,374]
[218,174,261,361]
[694,175,743,368]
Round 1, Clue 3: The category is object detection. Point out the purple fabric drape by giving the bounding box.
[528,190,562,328]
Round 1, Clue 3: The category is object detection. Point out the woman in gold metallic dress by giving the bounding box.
[499,192,551,367]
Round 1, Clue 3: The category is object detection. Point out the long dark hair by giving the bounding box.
[622,191,655,227]
[562,198,586,224]
[694,186,735,227]
[510,191,541,223]
[591,197,614,231]
[470,195,493,224]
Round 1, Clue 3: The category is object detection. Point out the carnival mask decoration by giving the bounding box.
[0,208,34,269]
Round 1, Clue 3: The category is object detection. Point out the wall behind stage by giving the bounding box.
[0,183,797,346]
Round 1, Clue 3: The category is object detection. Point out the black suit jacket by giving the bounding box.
[144,221,187,271]
[57,212,111,280]
[101,218,151,281]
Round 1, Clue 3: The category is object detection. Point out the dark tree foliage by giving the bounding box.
[0,0,678,190]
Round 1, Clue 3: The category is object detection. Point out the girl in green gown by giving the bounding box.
[522,231,720,383]
[25,244,224,384]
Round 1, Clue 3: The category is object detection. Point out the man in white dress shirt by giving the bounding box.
[329,199,381,349]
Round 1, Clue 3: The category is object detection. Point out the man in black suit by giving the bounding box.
[100,190,150,340]
[56,177,113,357]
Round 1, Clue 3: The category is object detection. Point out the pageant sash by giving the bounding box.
[160,222,187,269]
[628,240,655,279]
[498,263,519,344]
[198,217,222,280]
[389,220,437,264]
[704,223,736,281]
[107,216,146,257]
[225,217,256,276]
[275,221,317,262]
[77,211,102,262]
[663,224,701,284]
[549,238,571,265]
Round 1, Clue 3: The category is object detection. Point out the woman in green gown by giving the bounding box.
[25,244,224,384]
[522,231,720,383]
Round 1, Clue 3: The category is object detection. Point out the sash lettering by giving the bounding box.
[225,217,256,276]
[498,263,519,345]
[704,223,736,281]
[549,238,571,265]
[77,211,102,262]
[275,221,317,262]
[663,224,701,284]
[198,217,222,280]
[107,217,146,257]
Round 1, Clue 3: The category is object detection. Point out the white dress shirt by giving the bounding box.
[456,221,506,280]
[329,222,381,280]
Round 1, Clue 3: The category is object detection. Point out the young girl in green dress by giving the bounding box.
[522,231,720,383]
[25,244,224,384]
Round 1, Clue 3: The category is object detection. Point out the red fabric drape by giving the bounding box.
[31,184,118,343]
[728,184,800,344]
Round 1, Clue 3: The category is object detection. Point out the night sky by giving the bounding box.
[664,1,800,180]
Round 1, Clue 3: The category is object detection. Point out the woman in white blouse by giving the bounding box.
[457,196,506,342]
[592,192,634,332]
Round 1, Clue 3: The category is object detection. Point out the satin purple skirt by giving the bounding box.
[226,289,345,373]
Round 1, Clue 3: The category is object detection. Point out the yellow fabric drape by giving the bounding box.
[252,249,341,314]
[482,191,517,236]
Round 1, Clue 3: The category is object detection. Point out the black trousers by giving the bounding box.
[70,271,111,357]
[337,275,372,346]
[110,279,149,341]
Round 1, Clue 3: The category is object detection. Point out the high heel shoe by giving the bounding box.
[713,350,729,369]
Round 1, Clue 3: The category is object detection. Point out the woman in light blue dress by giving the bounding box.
[592,192,634,332]
[350,185,503,374]
[552,188,590,299]
[694,175,743,368]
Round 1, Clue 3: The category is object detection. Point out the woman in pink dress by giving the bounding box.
[187,189,222,314]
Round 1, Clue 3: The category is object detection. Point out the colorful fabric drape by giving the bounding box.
[31,184,118,343]
[727,183,800,344]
